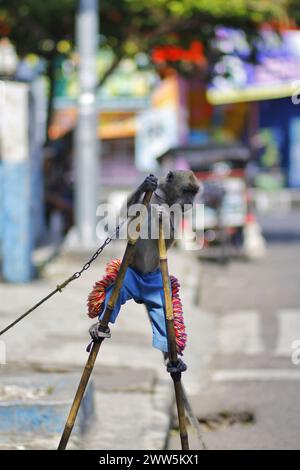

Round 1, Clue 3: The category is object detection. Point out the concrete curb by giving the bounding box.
[141,377,174,450]
[0,244,206,450]
[82,376,174,451]
[0,373,93,440]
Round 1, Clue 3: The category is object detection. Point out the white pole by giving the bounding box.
[75,0,99,248]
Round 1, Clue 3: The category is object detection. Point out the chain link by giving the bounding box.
[0,223,123,337]
[70,218,126,281]
[0,210,136,336]
[73,235,112,279]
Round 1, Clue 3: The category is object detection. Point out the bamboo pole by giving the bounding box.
[158,215,189,450]
[57,190,153,450]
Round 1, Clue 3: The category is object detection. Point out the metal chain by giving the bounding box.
[0,224,122,337]
[72,235,114,281]
[0,205,208,451]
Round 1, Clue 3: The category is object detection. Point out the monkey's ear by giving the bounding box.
[166,171,174,183]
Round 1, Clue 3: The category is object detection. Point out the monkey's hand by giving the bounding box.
[166,358,187,374]
[89,322,111,341]
[139,174,158,193]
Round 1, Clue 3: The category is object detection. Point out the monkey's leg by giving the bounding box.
[158,215,189,451]
[57,190,153,450]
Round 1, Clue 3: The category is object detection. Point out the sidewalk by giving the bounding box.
[0,241,210,450]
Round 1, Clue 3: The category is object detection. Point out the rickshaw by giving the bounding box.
[157,141,263,262]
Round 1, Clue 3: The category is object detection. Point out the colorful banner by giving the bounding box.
[135,75,189,171]
[207,27,300,104]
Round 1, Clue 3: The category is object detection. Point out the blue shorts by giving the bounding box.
[99,267,168,352]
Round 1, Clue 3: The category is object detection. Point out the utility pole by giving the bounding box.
[75,0,99,249]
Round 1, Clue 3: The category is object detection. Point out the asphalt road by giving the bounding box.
[168,209,300,450]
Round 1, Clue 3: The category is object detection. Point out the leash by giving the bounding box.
[0,225,123,337]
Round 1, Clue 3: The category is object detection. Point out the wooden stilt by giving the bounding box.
[158,215,189,450]
[57,191,153,450]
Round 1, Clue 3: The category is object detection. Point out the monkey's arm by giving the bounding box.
[127,174,157,207]
[120,174,158,221]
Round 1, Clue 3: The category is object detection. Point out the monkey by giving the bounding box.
[126,171,200,273]
[89,170,200,372]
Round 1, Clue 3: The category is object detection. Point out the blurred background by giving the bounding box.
[0,0,300,451]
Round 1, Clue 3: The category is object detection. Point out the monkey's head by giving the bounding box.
[158,170,200,209]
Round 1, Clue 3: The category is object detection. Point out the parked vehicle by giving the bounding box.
[157,141,266,261]
[193,145,265,261]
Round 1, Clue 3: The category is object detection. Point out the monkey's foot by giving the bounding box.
[89,322,111,341]
[166,358,187,374]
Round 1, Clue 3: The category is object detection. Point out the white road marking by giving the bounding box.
[212,369,300,382]
[218,311,264,355]
[275,310,300,356]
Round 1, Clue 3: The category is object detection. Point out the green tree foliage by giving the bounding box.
[0,0,291,134]
[0,0,75,57]
[0,0,290,60]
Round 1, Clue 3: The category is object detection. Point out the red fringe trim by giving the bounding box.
[87,259,121,319]
[87,259,187,355]
[169,275,187,356]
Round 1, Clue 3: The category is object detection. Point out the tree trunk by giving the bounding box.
[46,53,56,143]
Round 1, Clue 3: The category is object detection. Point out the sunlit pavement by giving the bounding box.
[168,209,300,450]
[1,211,300,449]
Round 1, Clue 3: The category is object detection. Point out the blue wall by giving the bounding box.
[1,162,35,282]
[0,79,46,282]
[259,97,300,187]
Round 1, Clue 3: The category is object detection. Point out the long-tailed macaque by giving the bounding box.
[89,171,200,372]
[127,171,200,272]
